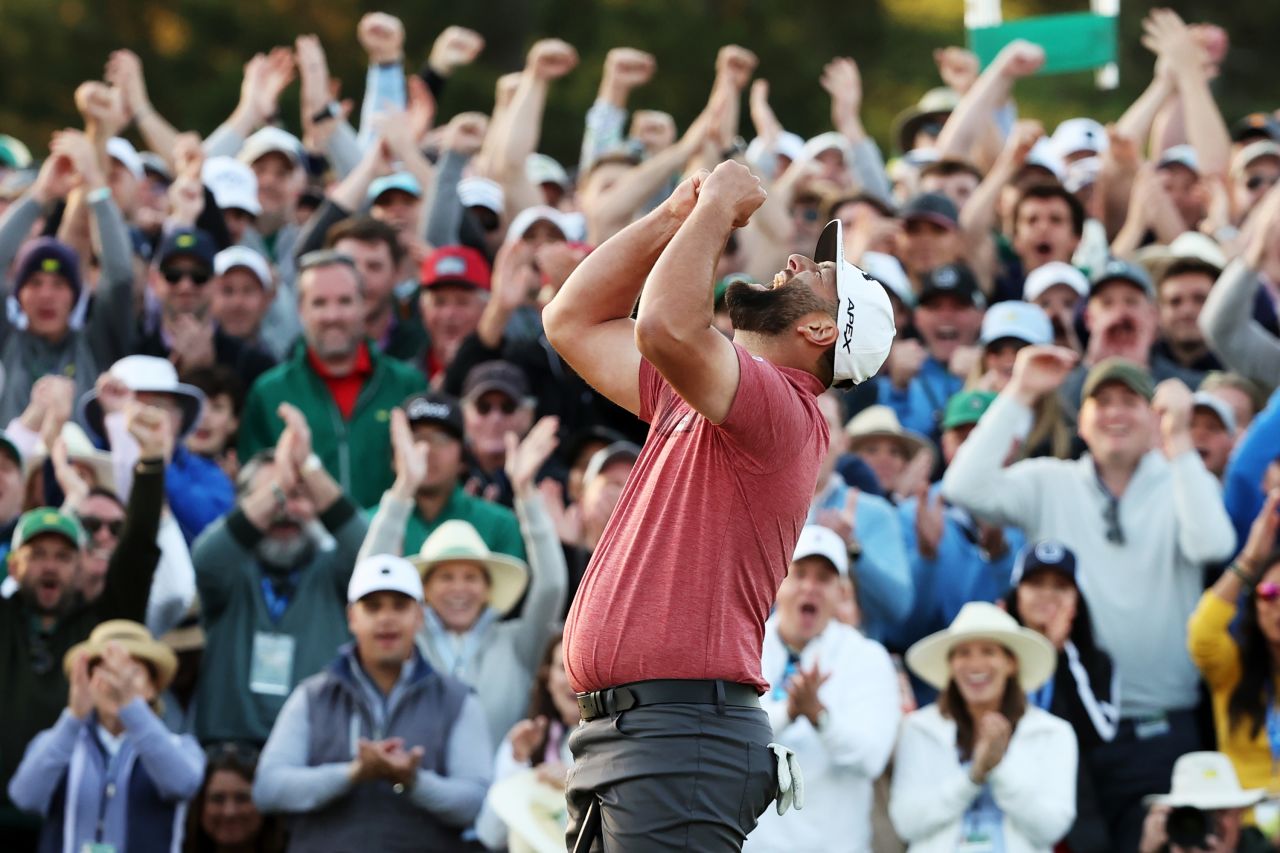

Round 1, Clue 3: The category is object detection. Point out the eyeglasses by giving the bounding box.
[161,267,211,286]
[1257,582,1280,602]
[1246,174,1280,193]
[473,398,518,416]
[78,516,124,538]
[1103,498,1125,546]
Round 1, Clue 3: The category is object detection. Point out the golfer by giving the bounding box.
[544,160,896,850]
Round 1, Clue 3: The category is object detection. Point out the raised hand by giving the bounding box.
[240,48,296,127]
[527,39,579,81]
[505,416,560,496]
[915,484,945,561]
[381,741,425,786]
[95,372,134,416]
[51,435,90,509]
[1141,8,1206,77]
[815,488,859,553]
[166,176,206,228]
[90,642,147,716]
[166,310,216,370]
[37,375,75,449]
[126,401,173,462]
[999,119,1044,171]
[508,715,550,763]
[1007,345,1079,405]
[820,57,862,119]
[105,49,150,119]
[390,407,429,499]
[67,651,94,719]
[786,661,831,726]
[74,81,129,138]
[994,40,1045,80]
[1239,489,1280,574]
[748,79,782,141]
[49,129,105,191]
[295,34,333,116]
[276,403,313,469]
[443,112,488,156]
[406,76,436,145]
[715,45,758,91]
[664,168,709,223]
[604,47,656,92]
[1151,378,1194,459]
[31,139,80,204]
[698,160,766,227]
[934,47,980,94]
[886,339,928,391]
[970,711,1012,781]
[358,12,405,65]
[429,26,485,76]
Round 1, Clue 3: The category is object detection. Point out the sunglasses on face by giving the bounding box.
[161,267,211,286]
[1257,582,1280,602]
[473,398,518,416]
[79,516,124,538]
[1246,174,1280,193]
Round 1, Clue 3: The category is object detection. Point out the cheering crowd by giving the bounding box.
[0,6,1279,852]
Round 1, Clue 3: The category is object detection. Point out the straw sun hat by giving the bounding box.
[906,601,1057,693]
[63,619,178,691]
[412,520,529,616]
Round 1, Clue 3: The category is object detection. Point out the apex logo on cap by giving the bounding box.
[435,257,466,277]
[841,299,856,353]
[1034,540,1065,563]
[40,258,60,273]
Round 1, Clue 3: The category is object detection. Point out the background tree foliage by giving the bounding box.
[1,0,1277,167]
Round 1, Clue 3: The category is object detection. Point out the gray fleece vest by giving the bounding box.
[286,657,470,853]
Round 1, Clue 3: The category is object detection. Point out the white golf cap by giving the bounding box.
[1232,140,1280,175]
[507,205,572,242]
[458,176,504,215]
[238,127,303,167]
[860,251,916,309]
[1158,144,1200,175]
[347,554,424,604]
[526,153,569,188]
[792,524,848,577]
[1023,138,1065,180]
[1192,391,1237,435]
[202,156,262,216]
[1051,117,1109,159]
[106,137,144,181]
[214,245,272,289]
[813,220,897,388]
[1023,261,1090,302]
[980,300,1053,347]
[801,131,855,164]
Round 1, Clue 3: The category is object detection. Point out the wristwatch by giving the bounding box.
[310,101,341,125]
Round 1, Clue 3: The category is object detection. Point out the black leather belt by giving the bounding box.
[576,678,760,722]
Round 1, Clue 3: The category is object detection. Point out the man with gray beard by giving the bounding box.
[192,401,368,747]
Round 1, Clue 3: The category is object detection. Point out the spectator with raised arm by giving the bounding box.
[192,402,367,746]
[359,411,565,742]
[942,347,1235,849]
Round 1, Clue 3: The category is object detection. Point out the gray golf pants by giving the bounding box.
[564,703,778,852]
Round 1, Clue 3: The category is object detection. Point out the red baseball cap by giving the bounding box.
[419,245,491,291]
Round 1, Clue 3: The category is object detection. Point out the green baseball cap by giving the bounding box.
[0,134,33,170]
[942,390,998,431]
[1082,357,1155,402]
[13,507,85,551]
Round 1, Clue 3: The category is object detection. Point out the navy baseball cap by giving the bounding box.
[901,192,959,230]
[918,263,984,308]
[1011,540,1078,586]
[155,228,217,269]
[401,392,463,441]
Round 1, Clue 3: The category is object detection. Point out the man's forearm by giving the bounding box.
[1174,69,1231,177]
[637,203,730,339]
[547,204,682,331]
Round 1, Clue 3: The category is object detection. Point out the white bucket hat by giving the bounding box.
[813,220,896,388]
[27,422,116,492]
[1146,752,1265,810]
[906,601,1057,692]
[412,520,529,616]
[80,355,206,440]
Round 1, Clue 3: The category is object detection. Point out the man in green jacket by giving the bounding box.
[193,402,368,746]
[0,405,168,848]
[237,250,426,508]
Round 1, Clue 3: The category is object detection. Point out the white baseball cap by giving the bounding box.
[347,554,424,604]
[792,524,848,577]
[1233,140,1280,175]
[238,127,303,168]
[1158,144,1200,175]
[1192,391,1237,436]
[214,245,272,289]
[202,156,262,216]
[860,251,916,309]
[106,137,144,181]
[1051,117,1109,160]
[801,132,855,164]
[507,205,572,242]
[813,220,897,388]
[1023,261,1090,302]
[458,176,504,215]
[526,153,569,189]
[980,301,1053,347]
[1023,138,1065,180]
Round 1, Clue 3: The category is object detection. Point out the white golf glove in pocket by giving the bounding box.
[767,742,804,815]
